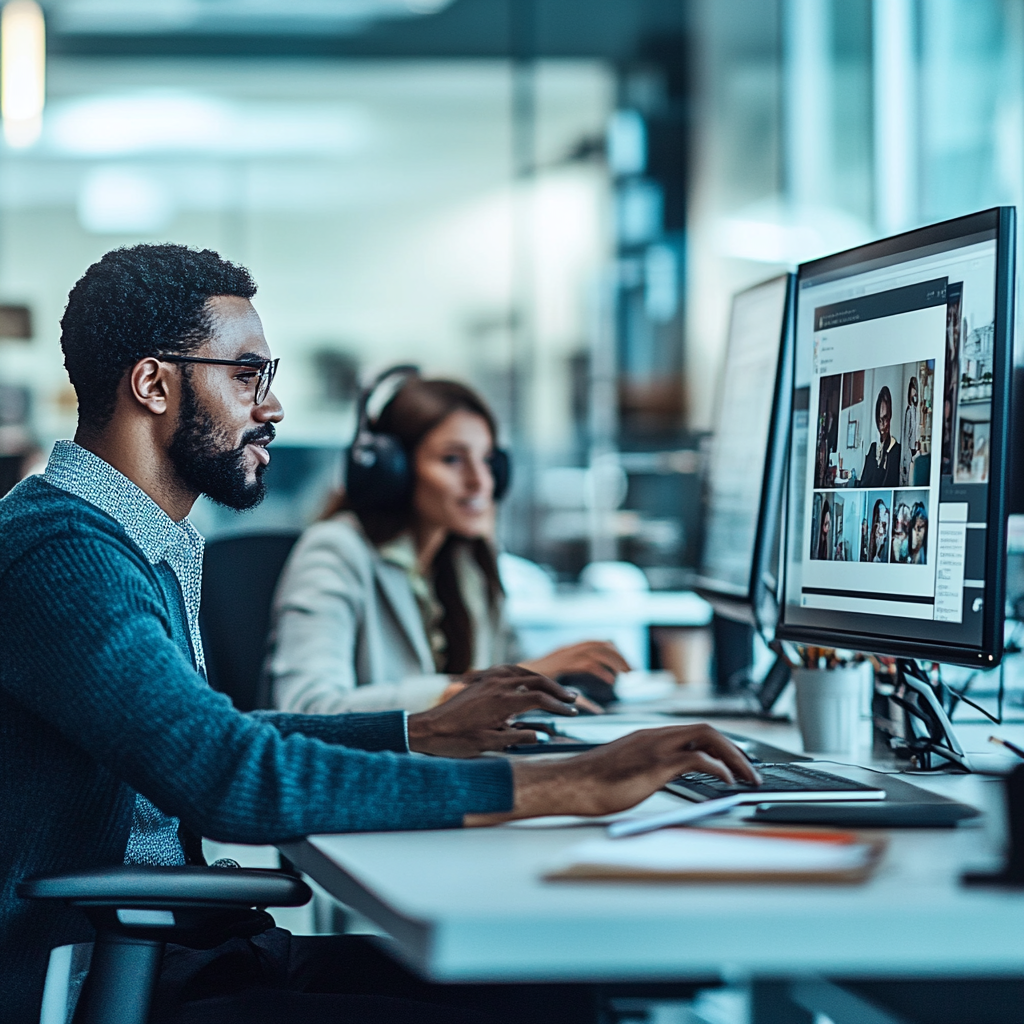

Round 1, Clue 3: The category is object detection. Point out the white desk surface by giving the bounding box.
[505,590,712,628]
[281,710,1024,984]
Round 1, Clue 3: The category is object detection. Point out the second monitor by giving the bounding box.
[690,273,794,714]
[696,272,794,634]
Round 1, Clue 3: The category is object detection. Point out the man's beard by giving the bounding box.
[167,371,274,511]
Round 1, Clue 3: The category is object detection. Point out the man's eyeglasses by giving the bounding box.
[156,354,279,406]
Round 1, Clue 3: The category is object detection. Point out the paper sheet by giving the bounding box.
[546,828,877,880]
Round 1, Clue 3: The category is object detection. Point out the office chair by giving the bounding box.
[21,865,311,1024]
[200,532,300,711]
[0,452,25,498]
[199,531,348,930]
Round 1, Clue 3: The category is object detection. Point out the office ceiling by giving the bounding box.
[1,60,611,221]
[42,0,687,61]
[42,0,455,37]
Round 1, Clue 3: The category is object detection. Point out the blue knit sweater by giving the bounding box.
[0,476,514,1023]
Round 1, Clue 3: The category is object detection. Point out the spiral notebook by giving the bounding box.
[544,827,884,884]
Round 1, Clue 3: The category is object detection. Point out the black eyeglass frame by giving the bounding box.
[156,354,279,406]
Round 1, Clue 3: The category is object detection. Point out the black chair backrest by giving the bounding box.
[0,453,24,498]
[200,532,300,711]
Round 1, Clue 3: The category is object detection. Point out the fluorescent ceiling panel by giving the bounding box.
[43,90,371,156]
[45,0,453,34]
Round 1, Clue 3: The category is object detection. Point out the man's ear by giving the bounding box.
[128,357,172,416]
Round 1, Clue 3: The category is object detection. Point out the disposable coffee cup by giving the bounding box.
[792,663,872,756]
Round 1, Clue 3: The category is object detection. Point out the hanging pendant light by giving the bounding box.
[2,0,45,149]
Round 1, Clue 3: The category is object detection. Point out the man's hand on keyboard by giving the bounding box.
[407,665,580,758]
[464,724,762,825]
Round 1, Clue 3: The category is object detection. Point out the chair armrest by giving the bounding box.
[19,866,311,910]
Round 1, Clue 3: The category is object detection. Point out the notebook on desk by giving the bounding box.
[544,827,886,884]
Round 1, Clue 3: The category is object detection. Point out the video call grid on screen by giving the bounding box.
[700,274,790,597]
[781,223,1003,656]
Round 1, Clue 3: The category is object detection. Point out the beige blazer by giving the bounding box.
[267,514,518,714]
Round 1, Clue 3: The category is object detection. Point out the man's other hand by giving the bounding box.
[464,724,761,825]
[407,665,579,758]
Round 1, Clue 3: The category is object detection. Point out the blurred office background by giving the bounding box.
[0,0,1022,585]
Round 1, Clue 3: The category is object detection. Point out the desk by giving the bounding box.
[280,713,1024,1020]
[505,591,711,670]
[505,592,712,630]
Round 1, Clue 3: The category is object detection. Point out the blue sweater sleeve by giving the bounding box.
[250,709,409,752]
[0,535,513,842]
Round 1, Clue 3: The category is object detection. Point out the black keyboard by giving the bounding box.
[666,763,886,803]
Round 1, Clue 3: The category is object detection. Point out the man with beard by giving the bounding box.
[0,245,756,1023]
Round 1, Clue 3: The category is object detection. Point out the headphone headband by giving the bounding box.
[362,365,419,429]
[346,364,512,512]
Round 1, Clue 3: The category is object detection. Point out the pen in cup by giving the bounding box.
[989,735,1024,762]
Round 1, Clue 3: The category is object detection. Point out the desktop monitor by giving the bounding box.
[695,272,794,634]
[778,207,1016,669]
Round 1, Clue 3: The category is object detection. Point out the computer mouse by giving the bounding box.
[557,671,617,710]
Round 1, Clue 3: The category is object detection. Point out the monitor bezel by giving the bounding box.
[776,207,1015,668]
[694,272,795,634]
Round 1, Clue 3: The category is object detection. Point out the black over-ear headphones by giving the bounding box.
[345,365,512,514]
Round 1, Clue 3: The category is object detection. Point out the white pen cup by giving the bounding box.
[792,663,873,756]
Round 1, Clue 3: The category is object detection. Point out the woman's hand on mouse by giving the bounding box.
[407,665,580,757]
[436,670,603,716]
[520,641,631,686]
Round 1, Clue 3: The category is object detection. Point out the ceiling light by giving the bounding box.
[52,0,455,35]
[1,0,44,149]
[47,91,370,158]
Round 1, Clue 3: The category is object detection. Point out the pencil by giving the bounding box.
[989,735,1024,762]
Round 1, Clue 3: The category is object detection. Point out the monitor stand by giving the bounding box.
[886,659,972,772]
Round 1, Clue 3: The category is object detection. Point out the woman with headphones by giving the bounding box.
[267,367,629,714]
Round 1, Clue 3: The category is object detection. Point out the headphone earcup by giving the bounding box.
[489,448,512,502]
[345,432,411,513]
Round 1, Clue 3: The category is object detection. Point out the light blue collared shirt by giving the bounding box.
[44,440,207,866]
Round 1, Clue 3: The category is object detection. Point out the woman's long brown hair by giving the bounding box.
[322,378,504,673]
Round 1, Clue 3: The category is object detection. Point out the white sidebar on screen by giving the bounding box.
[935,502,968,623]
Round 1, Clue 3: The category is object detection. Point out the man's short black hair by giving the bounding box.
[60,243,257,430]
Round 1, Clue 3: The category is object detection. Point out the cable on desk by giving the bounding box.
[939,661,1003,726]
